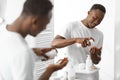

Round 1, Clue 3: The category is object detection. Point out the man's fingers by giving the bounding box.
[82,39,88,47]
[59,58,68,68]
[89,37,95,41]
[99,47,102,50]
[56,58,68,64]
[86,39,91,46]
[83,38,93,47]
[54,48,58,53]
[90,47,96,54]
[42,55,49,60]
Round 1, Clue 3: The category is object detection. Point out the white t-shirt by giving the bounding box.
[59,21,103,67]
[0,25,35,80]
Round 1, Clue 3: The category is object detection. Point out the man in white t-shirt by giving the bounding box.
[0,0,68,80]
[52,3,106,76]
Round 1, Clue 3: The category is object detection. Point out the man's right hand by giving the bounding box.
[47,57,68,72]
[76,37,94,47]
[39,58,68,80]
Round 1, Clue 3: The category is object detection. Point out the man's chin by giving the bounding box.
[90,27,94,29]
[89,25,95,29]
[88,26,94,29]
[29,34,37,37]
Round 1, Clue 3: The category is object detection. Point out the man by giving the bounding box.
[0,0,68,80]
[52,3,105,75]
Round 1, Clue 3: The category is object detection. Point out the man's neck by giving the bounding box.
[81,19,89,28]
[6,16,27,38]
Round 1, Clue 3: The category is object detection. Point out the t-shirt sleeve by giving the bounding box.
[11,49,34,80]
[57,23,72,39]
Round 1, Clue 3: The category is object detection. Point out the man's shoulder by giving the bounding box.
[68,20,80,25]
[67,21,81,29]
[0,29,29,52]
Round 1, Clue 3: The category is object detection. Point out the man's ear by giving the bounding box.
[88,11,90,15]
[31,16,38,25]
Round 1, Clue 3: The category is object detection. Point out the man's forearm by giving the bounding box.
[33,48,54,56]
[39,58,68,80]
[51,38,77,48]
[39,67,53,80]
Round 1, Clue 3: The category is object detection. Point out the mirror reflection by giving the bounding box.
[53,0,114,80]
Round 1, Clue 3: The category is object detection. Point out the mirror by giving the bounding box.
[54,0,115,80]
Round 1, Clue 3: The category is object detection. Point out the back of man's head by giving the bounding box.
[90,4,106,13]
[22,0,53,17]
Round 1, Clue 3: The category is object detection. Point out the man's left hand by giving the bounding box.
[90,47,102,64]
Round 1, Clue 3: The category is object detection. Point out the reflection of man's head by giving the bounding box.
[21,0,53,36]
[86,4,106,29]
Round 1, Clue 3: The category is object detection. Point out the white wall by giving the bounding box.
[0,0,7,18]
[0,0,7,24]
[4,0,25,24]
[5,0,54,48]
[54,0,115,80]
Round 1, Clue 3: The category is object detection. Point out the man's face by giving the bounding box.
[87,9,105,29]
[30,12,52,36]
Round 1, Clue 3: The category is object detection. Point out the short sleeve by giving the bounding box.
[57,23,73,39]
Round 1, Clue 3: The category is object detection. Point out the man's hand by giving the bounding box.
[90,47,102,64]
[76,37,94,47]
[47,58,68,72]
[39,58,68,80]
[33,47,57,60]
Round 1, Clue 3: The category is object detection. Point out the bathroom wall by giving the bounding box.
[0,0,7,23]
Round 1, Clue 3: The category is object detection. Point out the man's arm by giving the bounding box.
[52,35,93,48]
[39,58,68,80]
[51,35,77,48]
[33,47,56,58]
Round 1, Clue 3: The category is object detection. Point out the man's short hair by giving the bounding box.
[90,4,106,13]
[22,0,53,16]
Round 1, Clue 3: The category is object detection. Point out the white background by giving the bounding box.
[54,0,115,80]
